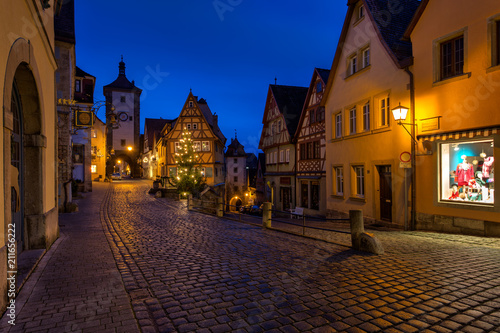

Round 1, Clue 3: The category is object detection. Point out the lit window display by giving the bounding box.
[440,140,494,204]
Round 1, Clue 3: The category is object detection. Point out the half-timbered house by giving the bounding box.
[163,92,226,188]
[258,84,308,212]
[294,68,330,216]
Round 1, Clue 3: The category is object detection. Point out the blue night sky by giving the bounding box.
[74,1,347,155]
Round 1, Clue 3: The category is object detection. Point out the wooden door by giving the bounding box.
[378,166,392,221]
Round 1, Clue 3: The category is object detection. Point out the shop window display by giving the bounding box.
[440,140,494,204]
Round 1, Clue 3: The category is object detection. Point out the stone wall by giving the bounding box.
[416,212,500,237]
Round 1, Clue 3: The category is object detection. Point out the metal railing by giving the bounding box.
[269,208,351,236]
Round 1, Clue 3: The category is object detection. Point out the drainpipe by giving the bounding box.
[405,67,416,231]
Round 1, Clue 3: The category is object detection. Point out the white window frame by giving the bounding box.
[353,166,365,198]
[334,167,344,196]
[193,123,198,130]
[335,112,342,138]
[363,102,370,131]
[349,107,357,135]
[175,142,181,153]
[286,149,290,163]
[379,96,390,127]
[91,164,97,173]
[280,150,284,163]
[362,47,370,68]
[186,124,191,130]
[193,141,201,152]
[358,5,364,20]
[349,54,357,76]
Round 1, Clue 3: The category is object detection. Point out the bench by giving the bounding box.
[290,206,304,219]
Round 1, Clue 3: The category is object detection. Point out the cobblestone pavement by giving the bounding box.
[3,179,500,332]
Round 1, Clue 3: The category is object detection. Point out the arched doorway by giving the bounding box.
[11,78,24,254]
[229,196,242,212]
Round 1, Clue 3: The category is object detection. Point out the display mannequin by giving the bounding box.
[455,157,474,186]
[483,156,494,178]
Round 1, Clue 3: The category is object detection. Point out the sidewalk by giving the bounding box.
[0,183,139,333]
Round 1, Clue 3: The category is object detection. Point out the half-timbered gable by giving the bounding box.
[294,68,330,215]
[258,84,308,211]
[164,92,226,187]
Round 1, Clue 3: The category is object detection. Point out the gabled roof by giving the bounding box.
[293,68,330,141]
[225,137,246,157]
[76,66,95,79]
[364,0,421,64]
[270,84,308,138]
[322,0,420,106]
[54,0,75,44]
[403,0,429,39]
[316,68,331,85]
[198,99,226,145]
[145,118,174,150]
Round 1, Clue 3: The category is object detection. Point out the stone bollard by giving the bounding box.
[188,194,193,211]
[349,210,364,250]
[262,202,272,229]
[216,197,223,217]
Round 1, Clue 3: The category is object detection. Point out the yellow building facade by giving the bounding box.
[1,0,61,312]
[91,117,107,181]
[323,0,420,227]
[407,0,500,235]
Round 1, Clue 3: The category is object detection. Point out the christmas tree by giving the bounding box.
[168,129,206,196]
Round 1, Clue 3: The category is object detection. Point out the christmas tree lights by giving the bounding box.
[168,128,206,196]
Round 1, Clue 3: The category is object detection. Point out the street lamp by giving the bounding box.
[392,103,417,142]
[127,146,133,151]
[391,102,416,231]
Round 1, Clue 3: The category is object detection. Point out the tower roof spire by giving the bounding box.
[119,55,125,76]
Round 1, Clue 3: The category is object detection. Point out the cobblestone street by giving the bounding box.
[2,180,500,332]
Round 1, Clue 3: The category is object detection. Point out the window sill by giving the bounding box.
[433,72,471,87]
[331,194,345,200]
[349,196,366,203]
[486,64,500,74]
[344,65,371,80]
[353,16,365,27]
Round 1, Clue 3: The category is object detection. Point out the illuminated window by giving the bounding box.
[335,113,342,138]
[440,35,464,80]
[91,165,97,173]
[193,141,201,151]
[439,140,494,205]
[349,107,357,134]
[363,102,370,131]
[91,130,97,138]
[202,141,210,151]
[175,142,181,152]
